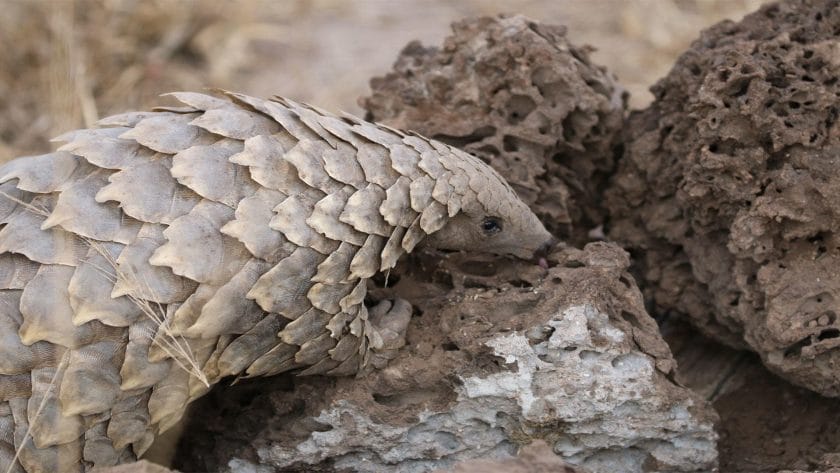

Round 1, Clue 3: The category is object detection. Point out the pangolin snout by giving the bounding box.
[534,236,559,259]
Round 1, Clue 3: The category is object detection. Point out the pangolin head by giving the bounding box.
[423,149,556,260]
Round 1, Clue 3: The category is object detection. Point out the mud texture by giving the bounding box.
[661,318,840,473]
[716,354,840,472]
[97,460,175,473]
[439,440,590,473]
[363,15,626,246]
[175,243,717,473]
[606,0,840,396]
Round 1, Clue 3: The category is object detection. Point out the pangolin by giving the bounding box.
[0,91,554,473]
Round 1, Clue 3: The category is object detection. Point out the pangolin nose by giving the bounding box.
[535,236,559,259]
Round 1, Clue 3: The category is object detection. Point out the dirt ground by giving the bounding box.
[664,319,840,472]
[9,1,836,472]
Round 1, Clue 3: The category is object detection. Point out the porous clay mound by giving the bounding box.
[175,243,718,473]
[363,15,626,245]
[605,0,840,395]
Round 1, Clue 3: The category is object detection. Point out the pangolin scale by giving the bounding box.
[0,91,553,473]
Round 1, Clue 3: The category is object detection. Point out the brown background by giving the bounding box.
[0,0,763,161]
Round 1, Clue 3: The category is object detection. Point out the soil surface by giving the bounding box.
[174,242,713,472]
[440,441,590,473]
[716,359,840,472]
[665,319,840,472]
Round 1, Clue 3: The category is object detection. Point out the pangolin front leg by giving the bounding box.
[0,91,555,473]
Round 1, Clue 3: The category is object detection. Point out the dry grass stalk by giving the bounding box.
[0,189,209,384]
[6,352,70,473]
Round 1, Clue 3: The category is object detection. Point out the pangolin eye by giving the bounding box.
[481,217,503,235]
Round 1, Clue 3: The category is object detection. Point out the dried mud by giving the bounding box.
[716,355,840,472]
[175,243,716,472]
[665,319,840,472]
[606,0,840,396]
[436,440,590,473]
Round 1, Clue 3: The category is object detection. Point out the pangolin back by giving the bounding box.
[0,91,548,472]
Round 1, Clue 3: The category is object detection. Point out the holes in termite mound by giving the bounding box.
[508,279,534,289]
[561,109,586,142]
[372,392,403,407]
[433,431,461,451]
[433,126,496,148]
[530,66,565,105]
[462,278,492,289]
[818,328,840,341]
[784,337,810,358]
[526,324,555,345]
[503,134,527,152]
[474,354,516,375]
[506,94,537,124]
[430,268,454,287]
[801,293,834,323]
[808,234,828,257]
[621,310,646,330]
[442,341,460,351]
[785,325,840,359]
[309,419,334,433]
[372,389,446,410]
[475,144,500,157]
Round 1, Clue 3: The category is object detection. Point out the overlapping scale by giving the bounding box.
[0,291,57,376]
[340,183,390,236]
[220,188,295,264]
[95,156,201,225]
[112,223,197,304]
[149,200,247,285]
[170,139,256,208]
[56,128,147,170]
[58,341,123,417]
[182,259,270,339]
[69,243,143,327]
[307,186,368,245]
[216,315,285,378]
[270,194,337,254]
[0,152,80,194]
[118,112,216,155]
[380,176,415,228]
[0,196,88,267]
[247,246,323,317]
[42,169,141,244]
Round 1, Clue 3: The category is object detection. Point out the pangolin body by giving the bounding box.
[0,91,553,473]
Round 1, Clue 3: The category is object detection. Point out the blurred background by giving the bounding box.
[0,0,764,162]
